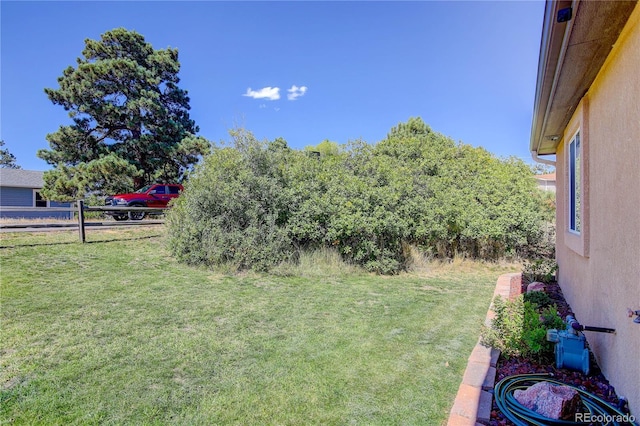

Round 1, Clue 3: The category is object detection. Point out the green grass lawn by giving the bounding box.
[1,228,516,425]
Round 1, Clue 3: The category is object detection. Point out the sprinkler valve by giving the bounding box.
[566,315,616,334]
[547,315,616,375]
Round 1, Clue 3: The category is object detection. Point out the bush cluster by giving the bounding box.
[523,290,553,308]
[523,258,559,284]
[481,294,565,360]
[167,118,554,273]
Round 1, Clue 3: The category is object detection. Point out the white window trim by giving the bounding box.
[563,96,589,258]
[568,130,581,235]
[33,189,50,208]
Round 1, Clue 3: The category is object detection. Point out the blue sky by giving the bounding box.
[1,1,545,171]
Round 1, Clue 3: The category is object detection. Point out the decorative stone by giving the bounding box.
[514,381,580,420]
[527,281,546,293]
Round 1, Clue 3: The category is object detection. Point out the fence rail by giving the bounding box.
[1,206,79,212]
[1,201,167,242]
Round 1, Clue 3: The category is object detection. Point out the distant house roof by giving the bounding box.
[534,172,556,192]
[535,172,556,182]
[0,169,45,189]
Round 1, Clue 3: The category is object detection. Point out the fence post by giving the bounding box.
[77,200,85,243]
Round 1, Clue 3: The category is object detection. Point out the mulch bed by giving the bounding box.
[489,280,627,426]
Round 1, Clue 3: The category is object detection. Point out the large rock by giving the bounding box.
[527,282,546,293]
[514,381,580,420]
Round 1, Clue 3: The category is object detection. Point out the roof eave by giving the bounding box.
[530,0,573,157]
[529,0,638,157]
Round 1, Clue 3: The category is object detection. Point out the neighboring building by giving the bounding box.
[0,169,72,219]
[530,0,639,415]
[534,172,556,192]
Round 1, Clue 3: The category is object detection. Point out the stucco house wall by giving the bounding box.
[554,3,640,414]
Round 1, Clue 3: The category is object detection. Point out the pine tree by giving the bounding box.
[38,28,209,199]
[0,140,21,169]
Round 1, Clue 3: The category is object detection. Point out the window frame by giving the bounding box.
[563,97,589,258]
[152,185,167,195]
[568,131,581,234]
[33,189,49,208]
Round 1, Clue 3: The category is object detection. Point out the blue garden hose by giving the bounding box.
[494,374,635,426]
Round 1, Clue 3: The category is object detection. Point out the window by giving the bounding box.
[34,190,48,207]
[153,185,166,194]
[563,98,588,257]
[168,185,181,195]
[569,132,581,233]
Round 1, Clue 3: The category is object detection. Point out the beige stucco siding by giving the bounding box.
[556,3,640,415]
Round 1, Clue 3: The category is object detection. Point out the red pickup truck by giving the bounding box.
[104,183,183,220]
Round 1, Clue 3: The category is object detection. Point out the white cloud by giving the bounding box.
[259,104,267,109]
[287,85,308,101]
[243,87,280,100]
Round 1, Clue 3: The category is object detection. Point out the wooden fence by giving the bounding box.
[1,201,167,243]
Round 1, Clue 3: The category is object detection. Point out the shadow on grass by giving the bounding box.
[0,233,162,249]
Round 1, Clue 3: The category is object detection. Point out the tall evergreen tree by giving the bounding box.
[0,140,21,169]
[38,28,209,199]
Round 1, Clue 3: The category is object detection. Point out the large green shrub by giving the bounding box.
[166,131,295,271]
[167,118,555,274]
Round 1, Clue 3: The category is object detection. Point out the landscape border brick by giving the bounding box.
[447,272,522,426]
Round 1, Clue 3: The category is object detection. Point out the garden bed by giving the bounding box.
[489,280,627,425]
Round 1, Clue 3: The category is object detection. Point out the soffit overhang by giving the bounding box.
[530,0,638,156]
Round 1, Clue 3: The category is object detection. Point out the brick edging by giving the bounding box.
[447,273,523,426]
